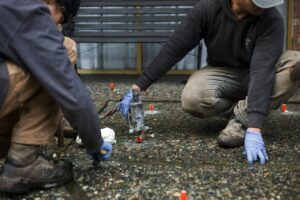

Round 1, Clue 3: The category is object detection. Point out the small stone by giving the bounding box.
[173,192,181,197]
[82,185,88,190]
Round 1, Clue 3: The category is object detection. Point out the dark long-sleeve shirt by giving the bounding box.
[0,0,103,154]
[135,0,284,128]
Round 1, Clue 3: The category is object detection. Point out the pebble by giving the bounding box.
[82,185,88,190]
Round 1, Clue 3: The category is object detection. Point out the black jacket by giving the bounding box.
[0,0,102,154]
[135,0,284,128]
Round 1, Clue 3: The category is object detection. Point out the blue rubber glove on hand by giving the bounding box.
[99,142,113,161]
[117,89,133,119]
[244,130,269,165]
[91,141,113,166]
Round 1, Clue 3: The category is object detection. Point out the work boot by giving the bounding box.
[0,144,73,194]
[290,60,300,82]
[217,115,246,147]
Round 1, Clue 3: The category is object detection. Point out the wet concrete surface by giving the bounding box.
[0,75,299,199]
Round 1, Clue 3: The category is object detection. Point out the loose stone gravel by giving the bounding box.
[0,75,299,200]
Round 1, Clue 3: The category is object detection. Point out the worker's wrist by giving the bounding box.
[132,84,141,92]
[135,75,152,91]
[247,127,261,133]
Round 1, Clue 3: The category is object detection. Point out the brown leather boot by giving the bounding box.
[290,60,300,82]
[0,144,73,194]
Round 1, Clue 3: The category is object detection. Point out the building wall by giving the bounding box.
[292,0,300,50]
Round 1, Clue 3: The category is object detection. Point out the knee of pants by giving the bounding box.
[182,88,220,117]
[276,50,300,71]
[271,53,299,109]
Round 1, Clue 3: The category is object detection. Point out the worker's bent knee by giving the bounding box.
[182,91,220,118]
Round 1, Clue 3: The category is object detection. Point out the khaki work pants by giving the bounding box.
[182,50,300,126]
[0,37,77,158]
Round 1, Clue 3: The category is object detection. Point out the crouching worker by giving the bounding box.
[0,0,112,194]
[119,0,300,165]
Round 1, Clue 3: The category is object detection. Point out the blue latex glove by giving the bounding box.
[91,142,113,166]
[244,130,269,165]
[117,89,133,119]
[99,142,113,161]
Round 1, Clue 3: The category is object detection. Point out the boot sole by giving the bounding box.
[217,138,243,148]
[0,171,74,194]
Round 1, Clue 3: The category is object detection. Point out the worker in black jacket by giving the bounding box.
[118,0,300,165]
[0,0,112,194]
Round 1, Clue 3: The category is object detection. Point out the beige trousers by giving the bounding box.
[0,37,77,158]
[182,50,300,126]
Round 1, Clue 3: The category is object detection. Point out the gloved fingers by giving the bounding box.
[124,109,129,118]
[263,149,269,161]
[246,150,253,164]
[121,109,128,119]
[252,150,258,162]
[101,154,109,161]
[257,150,266,165]
[100,143,113,161]
[119,106,128,119]
[101,150,112,161]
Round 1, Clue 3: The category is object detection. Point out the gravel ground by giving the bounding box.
[0,75,299,200]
